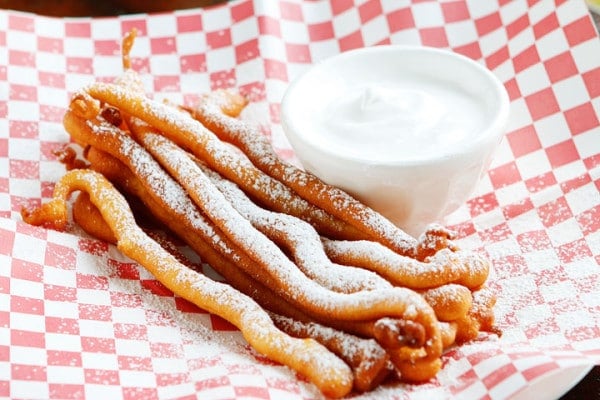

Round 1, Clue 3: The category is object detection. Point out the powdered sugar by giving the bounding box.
[196,159,390,293]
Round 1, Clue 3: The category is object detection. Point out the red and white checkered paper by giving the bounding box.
[1,0,599,399]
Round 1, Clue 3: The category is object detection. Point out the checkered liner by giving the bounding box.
[1,0,599,399]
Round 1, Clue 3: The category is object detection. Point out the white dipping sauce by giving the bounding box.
[281,45,509,236]
[315,79,486,162]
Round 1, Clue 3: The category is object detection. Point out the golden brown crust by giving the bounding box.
[72,191,118,244]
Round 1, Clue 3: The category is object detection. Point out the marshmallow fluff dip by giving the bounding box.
[281,45,509,235]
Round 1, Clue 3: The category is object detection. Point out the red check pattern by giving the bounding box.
[1,1,599,399]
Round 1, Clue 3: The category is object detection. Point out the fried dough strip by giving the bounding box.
[393,355,443,383]
[121,29,136,70]
[54,145,88,171]
[83,82,364,241]
[322,238,490,290]
[191,90,456,259]
[21,169,354,398]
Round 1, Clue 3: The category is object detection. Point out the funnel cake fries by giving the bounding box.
[21,170,354,399]
[64,105,442,357]
[21,31,501,397]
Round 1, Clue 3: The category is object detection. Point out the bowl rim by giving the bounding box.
[280,44,510,167]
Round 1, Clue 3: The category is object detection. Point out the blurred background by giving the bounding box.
[0,0,227,16]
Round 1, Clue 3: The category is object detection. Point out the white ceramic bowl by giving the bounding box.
[280,45,510,237]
